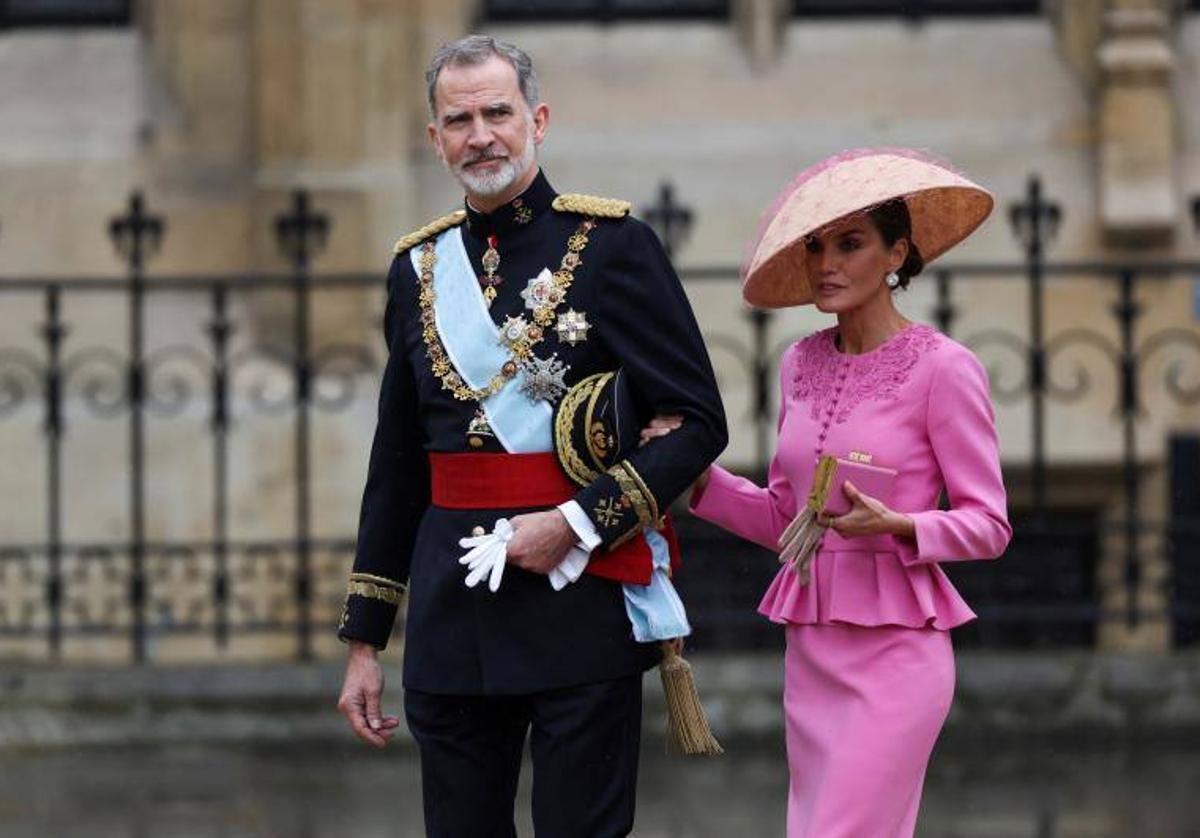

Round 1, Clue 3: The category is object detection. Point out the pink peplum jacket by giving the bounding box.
[690,323,1012,631]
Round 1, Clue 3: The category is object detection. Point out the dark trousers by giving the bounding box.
[404,674,644,838]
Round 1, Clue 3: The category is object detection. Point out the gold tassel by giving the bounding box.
[658,641,723,756]
[777,506,827,585]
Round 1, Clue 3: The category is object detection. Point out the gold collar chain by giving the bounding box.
[417,218,596,402]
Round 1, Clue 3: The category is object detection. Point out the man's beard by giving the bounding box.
[449,129,537,199]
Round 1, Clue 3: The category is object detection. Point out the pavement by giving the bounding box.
[4,651,1200,749]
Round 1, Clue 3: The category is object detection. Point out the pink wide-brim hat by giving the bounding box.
[742,148,994,309]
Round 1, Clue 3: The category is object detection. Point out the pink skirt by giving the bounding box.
[783,623,954,838]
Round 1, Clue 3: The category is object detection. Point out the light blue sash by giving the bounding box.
[623,529,692,642]
[418,225,690,641]
[411,226,552,453]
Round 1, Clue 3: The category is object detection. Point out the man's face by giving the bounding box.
[428,56,549,202]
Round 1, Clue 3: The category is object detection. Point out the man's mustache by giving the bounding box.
[461,150,509,167]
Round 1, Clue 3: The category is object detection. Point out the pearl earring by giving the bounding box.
[885,272,900,289]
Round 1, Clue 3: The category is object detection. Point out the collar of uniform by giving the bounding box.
[463,169,556,240]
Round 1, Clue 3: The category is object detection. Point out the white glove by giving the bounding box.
[457,518,514,593]
[548,546,590,591]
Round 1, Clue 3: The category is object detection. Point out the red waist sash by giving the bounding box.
[428,452,678,586]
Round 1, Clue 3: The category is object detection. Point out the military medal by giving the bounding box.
[520,353,569,404]
[498,315,540,359]
[480,234,502,307]
[466,409,495,448]
[521,269,566,313]
[416,217,594,405]
[555,309,591,345]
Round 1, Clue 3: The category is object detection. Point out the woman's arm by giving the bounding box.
[688,346,800,551]
[906,347,1012,564]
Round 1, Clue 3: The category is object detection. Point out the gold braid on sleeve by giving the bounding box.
[606,460,660,547]
[345,572,408,606]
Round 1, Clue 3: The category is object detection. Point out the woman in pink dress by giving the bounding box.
[687,149,1011,837]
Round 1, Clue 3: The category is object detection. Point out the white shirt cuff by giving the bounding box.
[557,500,602,552]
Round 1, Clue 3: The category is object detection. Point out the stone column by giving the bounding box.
[1050,0,1179,651]
[1095,0,1178,248]
[732,0,789,70]
[244,0,473,340]
[138,0,256,273]
[1049,0,1107,89]
[1094,1,1177,652]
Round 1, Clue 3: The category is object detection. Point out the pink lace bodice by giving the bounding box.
[791,324,942,424]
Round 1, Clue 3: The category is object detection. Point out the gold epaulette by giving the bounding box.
[393,210,467,254]
[552,194,632,219]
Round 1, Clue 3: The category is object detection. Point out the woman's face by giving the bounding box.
[803,215,907,314]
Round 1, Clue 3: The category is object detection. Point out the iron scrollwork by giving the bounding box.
[60,347,129,418]
[310,343,377,411]
[0,349,43,417]
[1137,328,1200,406]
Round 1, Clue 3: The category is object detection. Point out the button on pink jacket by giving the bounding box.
[690,324,1011,630]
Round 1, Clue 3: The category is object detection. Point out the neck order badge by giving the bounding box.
[480,234,502,307]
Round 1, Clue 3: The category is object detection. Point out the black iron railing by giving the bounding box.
[0,0,132,28]
[484,0,729,22]
[0,179,1198,661]
[792,1,1040,17]
[481,0,1041,21]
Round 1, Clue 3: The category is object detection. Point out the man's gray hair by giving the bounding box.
[425,35,540,116]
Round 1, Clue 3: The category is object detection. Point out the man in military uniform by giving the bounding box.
[336,34,727,837]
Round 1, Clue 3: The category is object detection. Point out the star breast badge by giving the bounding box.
[499,315,529,345]
[519,353,569,404]
[521,269,565,311]
[555,309,591,346]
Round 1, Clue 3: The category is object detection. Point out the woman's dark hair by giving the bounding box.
[866,199,924,290]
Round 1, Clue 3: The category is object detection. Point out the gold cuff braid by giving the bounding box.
[605,460,661,547]
[345,573,407,607]
[607,460,659,538]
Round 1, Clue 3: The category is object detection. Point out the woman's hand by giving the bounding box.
[822,480,915,539]
[639,414,683,447]
[636,413,710,504]
[637,414,710,504]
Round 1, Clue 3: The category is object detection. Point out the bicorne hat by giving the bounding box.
[553,370,641,488]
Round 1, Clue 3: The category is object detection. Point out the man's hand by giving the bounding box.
[337,641,401,748]
[506,509,578,575]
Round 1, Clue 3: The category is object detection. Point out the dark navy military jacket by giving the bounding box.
[338,170,727,694]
